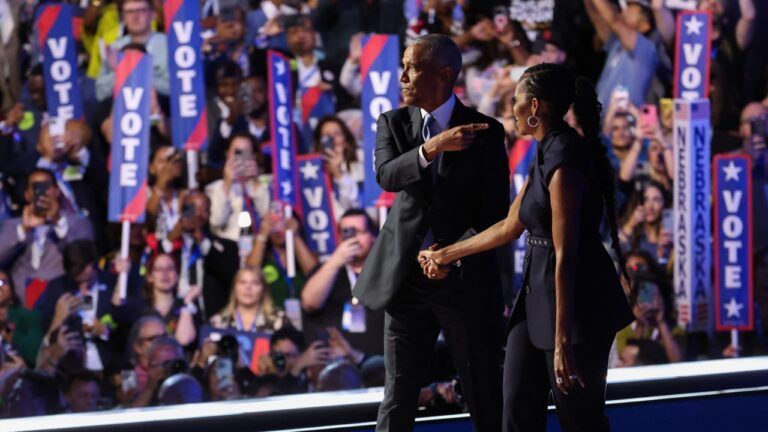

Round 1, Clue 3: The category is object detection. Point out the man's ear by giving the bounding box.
[439,66,455,86]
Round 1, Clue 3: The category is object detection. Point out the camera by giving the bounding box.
[217,334,239,364]
[80,295,94,311]
[270,351,287,373]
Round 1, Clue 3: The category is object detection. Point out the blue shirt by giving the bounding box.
[596,34,658,109]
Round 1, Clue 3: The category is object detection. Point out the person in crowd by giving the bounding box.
[82,0,123,80]
[157,373,204,405]
[245,0,308,52]
[584,0,659,108]
[311,117,364,215]
[128,335,186,408]
[203,5,258,78]
[206,61,247,168]
[236,73,270,144]
[35,317,87,381]
[0,269,43,367]
[316,360,362,392]
[165,191,240,319]
[210,267,285,332]
[137,253,201,347]
[95,0,169,101]
[615,338,669,367]
[2,370,66,417]
[0,168,94,301]
[125,315,168,401]
[255,325,329,396]
[612,249,682,367]
[63,369,101,413]
[619,181,672,264]
[246,204,318,309]
[145,145,186,251]
[206,132,270,244]
[360,355,386,388]
[302,209,383,358]
[35,240,131,373]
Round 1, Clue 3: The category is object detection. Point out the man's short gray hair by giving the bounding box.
[410,34,462,82]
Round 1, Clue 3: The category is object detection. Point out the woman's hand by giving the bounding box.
[553,338,585,394]
[322,147,344,179]
[418,246,451,280]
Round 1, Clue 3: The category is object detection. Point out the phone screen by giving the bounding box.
[215,358,234,391]
[662,209,674,234]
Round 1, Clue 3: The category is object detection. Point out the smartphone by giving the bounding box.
[638,281,658,305]
[32,181,51,214]
[639,104,659,131]
[493,6,509,32]
[321,135,334,151]
[215,358,234,391]
[181,202,196,218]
[80,295,94,311]
[662,208,674,234]
[613,86,630,111]
[121,370,137,392]
[750,115,767,138]
[340,227,357,241]
[314,329,330,348]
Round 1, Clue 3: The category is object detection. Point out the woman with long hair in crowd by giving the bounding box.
[210,267,285,332]
[139,253,200,347]
[420,63,633,431]
[312,116,364,215]
[619,181,673,265]
[245,206,318,308]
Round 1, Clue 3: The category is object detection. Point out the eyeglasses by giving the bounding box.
[123,7,151,15]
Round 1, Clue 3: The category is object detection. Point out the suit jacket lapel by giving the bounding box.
[439,100,472,180]
[404,105,424,150]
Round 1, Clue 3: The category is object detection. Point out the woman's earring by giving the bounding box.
[527,115,540,128]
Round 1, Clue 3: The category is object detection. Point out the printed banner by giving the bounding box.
[37,3,84,123]
[361,34,399,208]
[714,154,753,331]
[300,86,336,149]
[509,138,536,295]
[199,325,272,375]
[268,50,298,207]
[673,99,711,330]
[165,0,208,151]
[297,154,338,261]
[108,50,152,223]
[673,11,712,101]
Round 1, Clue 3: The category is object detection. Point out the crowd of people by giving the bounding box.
[0,0,767,419]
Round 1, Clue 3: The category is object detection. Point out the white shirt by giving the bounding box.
[417,95,456,168]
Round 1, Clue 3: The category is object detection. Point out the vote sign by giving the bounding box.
[714,154,753,331]
[108,50,152,223]
[37,3,84,123]
[673,11,712,101]
[361,34,399,208]
[297,154,338,260]
[165,0,208,151]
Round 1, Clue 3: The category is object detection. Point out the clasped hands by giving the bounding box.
[418,244,453,280]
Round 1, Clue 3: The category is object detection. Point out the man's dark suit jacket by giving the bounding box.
[353,100,510,310]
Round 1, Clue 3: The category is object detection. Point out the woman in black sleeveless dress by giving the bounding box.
[419,63,634,431]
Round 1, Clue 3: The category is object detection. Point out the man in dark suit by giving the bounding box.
[166,190,239,320]
[353,34,510,431]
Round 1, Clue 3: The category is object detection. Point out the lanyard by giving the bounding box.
[345,265,359,305]
[235,309,257,332]
[271,249,295,298]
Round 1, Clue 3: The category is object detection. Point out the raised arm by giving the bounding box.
[590,0,638,52]
[651,0,676,47]
[735,0,756,51]
[583,0,614,45]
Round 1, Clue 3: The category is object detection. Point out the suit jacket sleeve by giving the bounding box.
[374,113,425,192]
[0,218,27,265]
